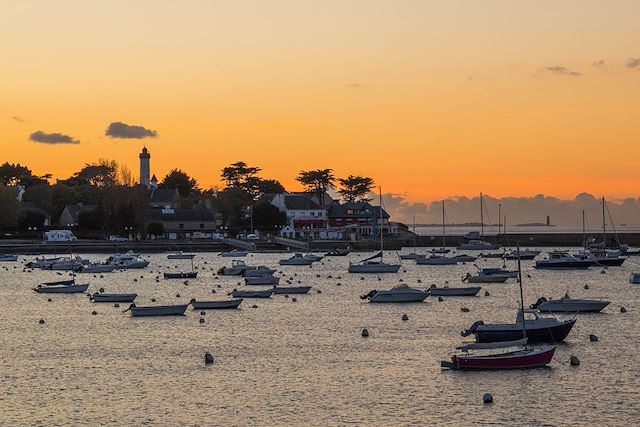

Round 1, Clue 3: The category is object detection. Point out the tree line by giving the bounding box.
[0,160,375,236]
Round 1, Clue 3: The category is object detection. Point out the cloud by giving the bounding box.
[13,116,27,123]
[105,121,157,139]
[592,60,605,68]
[544,66,582,77]
[626,58,640,68]
[29,130,79,144]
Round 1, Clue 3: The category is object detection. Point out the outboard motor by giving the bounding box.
[360,290,377,300]
[460,320,484,337]
[530,297,547,309]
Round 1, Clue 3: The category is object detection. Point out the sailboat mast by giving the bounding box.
[582,210,586,250]
[602,197,606,248]
[413,216,416,250]
[498,203,501,236]
[379,187,383,257]
[480,193,484,238]
[516,245,527,342]
[442,200,446,248]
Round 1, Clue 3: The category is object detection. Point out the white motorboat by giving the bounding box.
[218,260,250,275]
[230,289,273,298]
[34,283,89,293]
[219,249,249,257]
[49,256,89,270]
[106,252,149,269]
[26,257,65,269]
[279,253,315,266]
[531,294,610,313]
[427,285,481,297]
[167,251,196,260]
[76,263,116,273]
[416,254,458,265]
[244,276,280,285]
[91,293,138,303]
[124,303,188,317]
[190,299,243,309]
[361,283,429,303]
[534,251,595,270]
[457,239,500,251]
[273,286,311,294]
[242,266,276,277]
[630,273,640,284]
[0,254,18,261]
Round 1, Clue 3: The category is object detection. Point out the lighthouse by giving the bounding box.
[139,146,151,188]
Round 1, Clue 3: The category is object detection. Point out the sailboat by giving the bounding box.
[348,188,401,273]
[431,200,450,254]
[457,193,500,251]
[577,198,626,266]
[399,217,421,260]
[34,243,89,293]
[441,246,556,370]
[418,201,458,264]
[164,256,198,279]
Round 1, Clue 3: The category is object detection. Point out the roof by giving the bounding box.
[328,202,390,219]
[60,204,97,223]
[283,195,322,210]
[148,208,217,222]
[151,188,179,204]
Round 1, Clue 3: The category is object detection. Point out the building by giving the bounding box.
[150,188,179,209]
[147,208,220,240]
[58,204,97,227]
[139,146,151,188]
[328,201,397,237]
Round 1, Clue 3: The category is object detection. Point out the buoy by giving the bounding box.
[584,284,589,290]
[285,295,289,298]
[39,319,45,324]
[570,355,580,366]
[589,334,598,342]
[176,293,181,298]
[484,291,490,297]
[133,278,137,282]
[600,269,606,274]
[402,314,409,321]
[151,298,156,302]
[292,297,297,302]
[438,296,444,302]
[252,304,258,308]
[417,279,422,283]
[114,303,119,308]
[483,393,493,404]
[360,277,364,280]
[199,318,205,324]
[461,307,470,312]
[92,310,97,315]
[47,298,52,302]
[361,328,369,337]
[620,307,627,313]
[99,287,105,293]
[204,352,214,364]
[336,283,342,286]
[211,289,216,294]
[217,284,221,288]
[140,275,144,279]
[317,290,322,294]
[399,278,403,282]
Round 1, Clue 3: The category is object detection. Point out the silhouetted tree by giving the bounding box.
[0,185,20,230]
[0,162,50,187]
[160,169,199,197]
[338,175,374,202]
[221,161,261,190]
[251,203,286,232]
[296,169,335,205]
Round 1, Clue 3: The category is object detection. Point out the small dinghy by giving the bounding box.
[218,260,250,275]
[230,289,273,298]
[91,293,138,303]
[190,298,243,310]
[273,286,311,294]
[164,272,197,279]
[42,279,76,286]
[531,294,609,313]
[478,268,518,278]
[427,284,481,297]
[34,283,89,293]
[451,254,477,262]
[124,303,188,317]
[244,276,280,285]
[462,273,509,283]
[416,255,458,265]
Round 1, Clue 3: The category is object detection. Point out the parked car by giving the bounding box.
[108,235,129,242]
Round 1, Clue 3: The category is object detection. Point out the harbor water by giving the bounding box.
[1,250,639,426]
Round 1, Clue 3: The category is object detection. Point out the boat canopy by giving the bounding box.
[457,338,528,352]
[361,252,383,263]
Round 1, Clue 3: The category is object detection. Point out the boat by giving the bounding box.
[399,252,421,260]
[244,276,280,285]
[190,299,243,309]
[76,263,116,273]
[441,338,556,370]
[49,256,89,270]
[457,239,500,251]
[415,254,458,265]
[26,257,65,269]
[0,254,18,261]
[279,253,315,266]
[534,251,595,270]
[124,303,188,317]
[106,252,149,269]
[164,271,198,279]
[34,283,89,293]
[242,266,276,277]
[42,279,76,286]
[167,251,195,260]
[218,260,250,275]
[504,249,540,260]
[427,285,481,297]
[219,249,249,257]
[462,273,509,283]
[400,217,421,259]
[478,268,518,279]
[531,294,610,313]
[230,289,273,298]
[91,293,138,303]
[304,254,324,262]
[451,254,477,262]
[360,283,429,303]
[273,286,312,294]
[481,252,505,259]
[325,248,350,256]
[576,249,626,266]
[630,273,640,284]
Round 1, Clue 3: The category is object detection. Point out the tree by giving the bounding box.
[78,207,105,231]
[117,164,134,186]
[338,175,374,202]
[296,169,335,205]
[147,222,165,238]
[211,187,253,231]
[251,203,286,232]
[99,185,150,236]
[246,177,285,196]
[0,162,50,187]
[221,161,261,190]
[63,163,117,187]
[160,169,199,197]
[18,208,46,230]
[0,185,20,230]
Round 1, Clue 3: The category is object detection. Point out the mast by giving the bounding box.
[480,193,484,238]
[498,203,501,236]
[516,245,527,343]
[582,210,586,250]
[379,187,384,258]
[602,197,606,248]
[442,200,446,248]
[412,216,416,250]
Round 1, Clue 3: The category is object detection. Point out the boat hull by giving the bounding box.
[348,263,401,273]
[130,304,188,316]
[34,284,89,293]
[92,293,137,302]
[416,257,458,265]
[537,300,609,313]
[466,275,509,283]
[273,286,311,294]
[475,320,576,343]
[448,346,556,370]
[164,272,197,279]
[191,299,243,309]
[244,276,280,285]
[369,291,429,303]
[428,287,481,297]
[231,290,273,298]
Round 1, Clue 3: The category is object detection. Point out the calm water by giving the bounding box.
[1,249,639,426]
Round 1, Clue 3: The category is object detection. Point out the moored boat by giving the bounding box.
[361,284,429,303]
[534,251,594,270]
[279,253,315,266]
[462,273,509,283]
[416,254,458,265]
[219,249,249,257]
[164,271,198,279]
[442,338,556,370]
[325,248,350,256]
[76,263,116,273]
[427,285,481,297]
[242,266,276,277]
[273,286,311,294]
[531,294,610,313]
[34,283,89,293]
[230,289,273,298]
[504,249,540,260]
[167,251,196,260]
[245,276,280,285]
[190,298,243,309]
[0,254,18,262]
[124,303,189,317]
[91,293,138,303]
[218,260,250,275]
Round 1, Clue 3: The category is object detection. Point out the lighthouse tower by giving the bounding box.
[139,146,151,188]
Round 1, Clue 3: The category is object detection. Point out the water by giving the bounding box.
[1,250,639,426]
[415,225,640,236]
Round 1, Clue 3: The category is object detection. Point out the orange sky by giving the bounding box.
[1,1,639,202]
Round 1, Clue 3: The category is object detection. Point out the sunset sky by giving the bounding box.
[2,1,639,203]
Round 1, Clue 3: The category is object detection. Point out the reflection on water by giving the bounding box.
[1,250,639,425]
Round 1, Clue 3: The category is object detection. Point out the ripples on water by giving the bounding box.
[1,249,639,426]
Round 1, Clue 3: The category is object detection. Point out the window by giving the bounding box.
[199,223,204,229]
